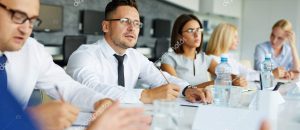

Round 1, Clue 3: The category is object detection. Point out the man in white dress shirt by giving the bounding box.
[0,0,116,129]
[67,0,212,104]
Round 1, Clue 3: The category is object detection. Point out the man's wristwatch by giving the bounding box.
[182,85,197,96]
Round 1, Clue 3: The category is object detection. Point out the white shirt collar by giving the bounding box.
[0,51,3,56]
[0,49,9,63]
[99,38,129,59]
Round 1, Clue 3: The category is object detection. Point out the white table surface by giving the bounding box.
[66,80,300,130]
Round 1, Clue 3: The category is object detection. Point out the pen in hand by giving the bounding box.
[55,85,65,102]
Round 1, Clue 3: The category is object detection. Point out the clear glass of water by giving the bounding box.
[228,87,243,108]
[151,99,180,130]
[213,85,231,107]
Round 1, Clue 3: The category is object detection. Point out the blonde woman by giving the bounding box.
[254,19,300,79]
[160,15,247,91]
[205,23,284,81]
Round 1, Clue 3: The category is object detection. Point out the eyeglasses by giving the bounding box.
[105,18,143,28]
[0,2,42,28]
[182,27,203,34]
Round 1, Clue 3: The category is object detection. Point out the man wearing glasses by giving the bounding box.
[67,0,213,104]
[0,0,128,129]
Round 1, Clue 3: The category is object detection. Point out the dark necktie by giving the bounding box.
[0,55,7,89]
[114,54,125,87]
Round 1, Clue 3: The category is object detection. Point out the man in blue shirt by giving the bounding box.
[0,87,38,130]
[0,0,150,130]
[0,87,150,130]
[254,19,300,79]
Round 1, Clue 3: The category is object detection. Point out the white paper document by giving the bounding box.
[72,112,93,127]
[192,105,264,130]
[176,98,203,107]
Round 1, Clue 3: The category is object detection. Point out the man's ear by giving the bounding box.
[102,21,109,33]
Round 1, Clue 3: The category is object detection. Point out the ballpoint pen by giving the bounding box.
[259,74,263,90]
[159,69,170,84]
[55,85,65,102]
[153,54,170,84]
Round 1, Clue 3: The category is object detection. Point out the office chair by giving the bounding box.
[62,35,87,66]
[150,38,170,62]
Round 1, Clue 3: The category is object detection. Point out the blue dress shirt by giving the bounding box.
[0,87,38,130]
[254,41,293,70]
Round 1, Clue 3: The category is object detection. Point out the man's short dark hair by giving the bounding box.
[105,0,138,19]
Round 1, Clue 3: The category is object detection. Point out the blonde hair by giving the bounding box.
[272,19,292,32]
[205,23,237,56]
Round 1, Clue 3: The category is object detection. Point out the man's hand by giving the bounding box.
[94,98,114,112]
[92,98,114,120]
[184,87,213,104]
[87,102,152,130]
[232,76,248,87]
[259,120,271,130]
[140,83,180,103]
[27,101,79,130]
[272,67,287,79]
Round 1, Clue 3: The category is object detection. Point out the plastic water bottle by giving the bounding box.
[214,55,232,106]
[260,54,274,89]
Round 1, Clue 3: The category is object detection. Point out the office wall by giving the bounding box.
[163,0,199,12]
[241,0,300,66]
[35,0,191,47]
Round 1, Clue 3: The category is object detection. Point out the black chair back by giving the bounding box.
[153,38,169,62]
[63,35,87,65]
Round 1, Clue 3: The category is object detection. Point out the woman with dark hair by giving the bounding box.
[160,14,216,88]
[161,14,247,89]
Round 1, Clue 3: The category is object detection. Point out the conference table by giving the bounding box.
[67,79,300,130]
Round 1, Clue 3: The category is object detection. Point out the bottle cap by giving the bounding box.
[220,54,228,63]
[265,53,272,60]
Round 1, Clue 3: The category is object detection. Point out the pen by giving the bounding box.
[273,82,284,91]
[259,74,263,90]
[55,85,65,102]
[242,89,255,93]
[159,69,170,84]
[180,104,198,107]
[153,54,170,84]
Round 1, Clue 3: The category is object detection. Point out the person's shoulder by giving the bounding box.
[164,51,180,58]
[161,51,180,61]
[77,41,99,51]
[73,41,100,56]
[207,54,218,59]
[255,41,269,51]
[198,52,212,60]
[126,48,152,62]
[196,52,208,57]
[208,54,220,62]
[127,48,143,56]
[24,37,43,47]
[257,41,270,47]
[18,37,46,53]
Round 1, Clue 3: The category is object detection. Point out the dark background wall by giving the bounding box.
[36,0,191,47]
